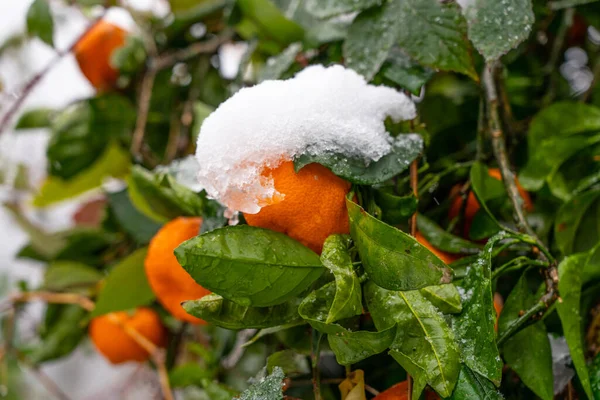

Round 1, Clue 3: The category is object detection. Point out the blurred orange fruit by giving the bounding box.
[145,217,211,324]
[448,168,533,236]
[89,307,166,364]
[415,232,460,265]
[244,161,351,254]
[74,20,126,91]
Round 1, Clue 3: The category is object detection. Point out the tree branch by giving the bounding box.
[311,329,323,400]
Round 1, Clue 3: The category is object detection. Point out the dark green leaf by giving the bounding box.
[469,161,504,234]
[176,225,323,307]
[347,198,452,291]
[583,244,600,285]
[110,35,146,74]
[183,294,302,330]
[237,0,304,46]
[420,284,462,314]
[14,108,55,130]
[499,275,553,400]
[364,282,460,398]
[238,366,285,400]
[107,189,162,245]
[169,363,213,388]
[29,305,87,363]
[557,253,594,399]
[128,165,206,221]
[266,350,310,377]
[343,1,402,80]
[258,42,302,82]
[298,282,355,334]
[449,365,504,400]
[462,0,534,61]
[589,352,600,399]
[520,102,600,193]
[91,248,155,317]
[43,261,102,291]
[373,187,418,225]
[294,134,423,185]
[53,228,117,267]
[382,49,435,95]
[417,213,482,254]
[328,326,396,366]
[452,232,507,385]
[555,189,600,255]
[305,0,381,18]
[320,235,362,323]
[242,321,306,348]
[395,0,477,80]
[26,0,54,46]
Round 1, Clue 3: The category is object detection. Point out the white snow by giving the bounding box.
[195,64,416,214]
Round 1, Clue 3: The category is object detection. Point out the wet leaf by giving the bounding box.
[176,225,324,307]
[347,198,452,291]
[365,282,460,398]
[320,235,362,324]
[237,0,304,46]
[305,0,381,18]
[499,275,553,400]
[373,188,418,225]
[258,42,302,82]
[295,134,423,185]
[417,213,482,254]
[382,49,435,95]
[554,189,600,256]
[589,352,600,399]
[298,282,355,334]
[91,248,155,317]
[328,326,396,366]
[183,294,302,330]
[462,0,534,61]
[266,350,310,377]
[238,366,285,400]
[420,284,462,314]
[27,0,54,47]
[557,253,594,399]
[14,108,55,130]
[452,232,507,386]
[449,365,503,399]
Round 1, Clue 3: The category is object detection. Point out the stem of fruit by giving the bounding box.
[407,134,419,398]
[492,256,548,280]
[311,329,323,400]
[0,12,106,135]
[483,62,559,336]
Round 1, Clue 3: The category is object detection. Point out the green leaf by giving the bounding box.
[557,253,594,399]
[29,305,87,363]
[46,95,135,180]
[395,0,477,80]
[343,1,403,80]
[258,42,302,82]
[520,102,600,193]
[364,282,460,398]
[305,0,381,18]
[242,321,306,348]
[347,198,452,291]
[266,350,310,377]
[320,235,362,324]
[549,0,599,10]
[107,189,162,245]
[294,134,423,185]
[128,165,206,221]
[589,352,600,399]
[14,108,55,130]
[328,326,396,366]
[452,232,506,386]
[33,141,131,207]
[183,294,302,330]
[110,35,146,74]
[555,189,600,255]
[583,244,600,285]
[298,282,356,334]
[91,248,155,317]
[169,363,213,388]
[382,49,435,95]
[420,284,462,314]
[53,228,117,267]
[449,365,504,400]
[417,213,482,254]
[373,187,418,225]
[43,261,102,291]
[499,275,553,400]
[26,0,54,47]
[237,0,304,46]
[238,366,285,400]
[176,226,324,307]
[462,0,534,61]
[468,161,504,238]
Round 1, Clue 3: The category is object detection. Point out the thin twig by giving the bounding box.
[311,329,323,400]
[0,13,106,134]
[497,300,546,346]
[7,291,95,312]
[476,97,486,160]
[409,159,419,237]
[130,68,157,160]
[365,384,380,396]
[107,314,173,400]
[221,329,257,369]
[16,351,72,400]
[542,8,575,106]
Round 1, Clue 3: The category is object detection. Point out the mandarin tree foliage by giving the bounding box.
[2,0,600,399]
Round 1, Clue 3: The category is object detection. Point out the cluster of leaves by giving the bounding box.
[5,0,600,399]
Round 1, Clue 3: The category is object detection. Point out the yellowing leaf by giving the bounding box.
[339,370,366,400]
[33,142,130,207]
